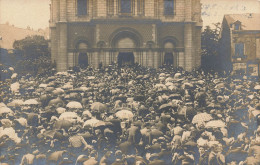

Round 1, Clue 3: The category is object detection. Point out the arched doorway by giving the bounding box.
[76,42,89,68]
[118,52,135,67]
[78,53,88,68]
[163,41,175,66]
[110,28,142,67]
[116,37,136,67]
[164,53,174,65]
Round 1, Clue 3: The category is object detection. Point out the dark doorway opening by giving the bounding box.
[78,53,88,68]
[164,53,174,66]
[118,52,135,67]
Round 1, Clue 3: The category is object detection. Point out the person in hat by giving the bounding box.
[100,151,115,165]
[68,127,93,155]
[127,123,142,145]
[208,144,225,165]
[198,146,209,165]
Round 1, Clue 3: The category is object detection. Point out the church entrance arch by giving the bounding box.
[115,35,137,67]
[163,41,175,66]
[110,28,142,67]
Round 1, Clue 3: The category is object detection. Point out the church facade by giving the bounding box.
[50,0,203,71]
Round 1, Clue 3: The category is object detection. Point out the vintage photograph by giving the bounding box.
[0,0,260,164]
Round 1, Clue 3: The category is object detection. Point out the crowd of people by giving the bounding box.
[0,64,260,165]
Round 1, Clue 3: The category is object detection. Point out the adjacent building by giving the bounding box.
[219,13,260,77]
[50,0,203,71]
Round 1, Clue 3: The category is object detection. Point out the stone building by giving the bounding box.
[50,0,203,71]
[219,13,260,76]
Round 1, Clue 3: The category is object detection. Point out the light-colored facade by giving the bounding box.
[220,13,260,77]
[50,0,203,71]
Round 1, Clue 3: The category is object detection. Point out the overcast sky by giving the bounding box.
[0,0,259,30]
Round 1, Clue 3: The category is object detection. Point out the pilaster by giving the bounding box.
[195,27,202,68]
[57,23,68,71]
[178,52,185,68]
[185,0,192,21]
[50,27,58,63]
[60,0,67,22]
[184,23,193,71]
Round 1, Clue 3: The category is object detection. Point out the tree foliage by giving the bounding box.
[13,35,49,60]
[201,23,221,73]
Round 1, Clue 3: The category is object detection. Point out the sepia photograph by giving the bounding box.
[0,0,260,164]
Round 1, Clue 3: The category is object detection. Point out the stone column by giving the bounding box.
[68,52,74,68]
[92,52,99,68]
[154,51,159,69]
[178,52,185,69]
[60,0,67,22]
[142,51,147,67]
[57,23,68,71]
[184,23,193,71]
[147,50,153,67]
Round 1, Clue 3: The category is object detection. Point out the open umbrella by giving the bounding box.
[205,120,226,128]
[10,82,20,93]
[158,103,173,112]
[155,84,166,89]
[136,75,143,80]
[115,110,134,120]
[143,74,150,79]
[174,73,182,79]
[23,99,39,105]
[7,99,24,107]
[0,103,6,108]
[93,121,111,128]
[165,77,174,82]
[52,88,65,95]
[165,82,174,87]
[82,110,92,118]
[83,118,100,127]
[150,129,164,138]
[54,120,73,130]
[59,112,82,123]
[254,85,260,90]
[192,113,213,124]
[66,101,83,109]
[39,84,48,88]
[56,107,66,114]
[88,76,95,80]
[62,83,73,89]
[14,118,28,127]
[48,98,64,107]
[11,73,18,79]
[91,102,107,113]
[45,87,55,93]
[0,107,14,115]
[159,73,166,77]
[181,83,194,89]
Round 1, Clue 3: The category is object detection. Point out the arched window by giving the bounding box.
[107,0,114,15]
[164,0,174,15]
[120,0,132,14]
[77,0,88,16]
[137,0,144,15]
